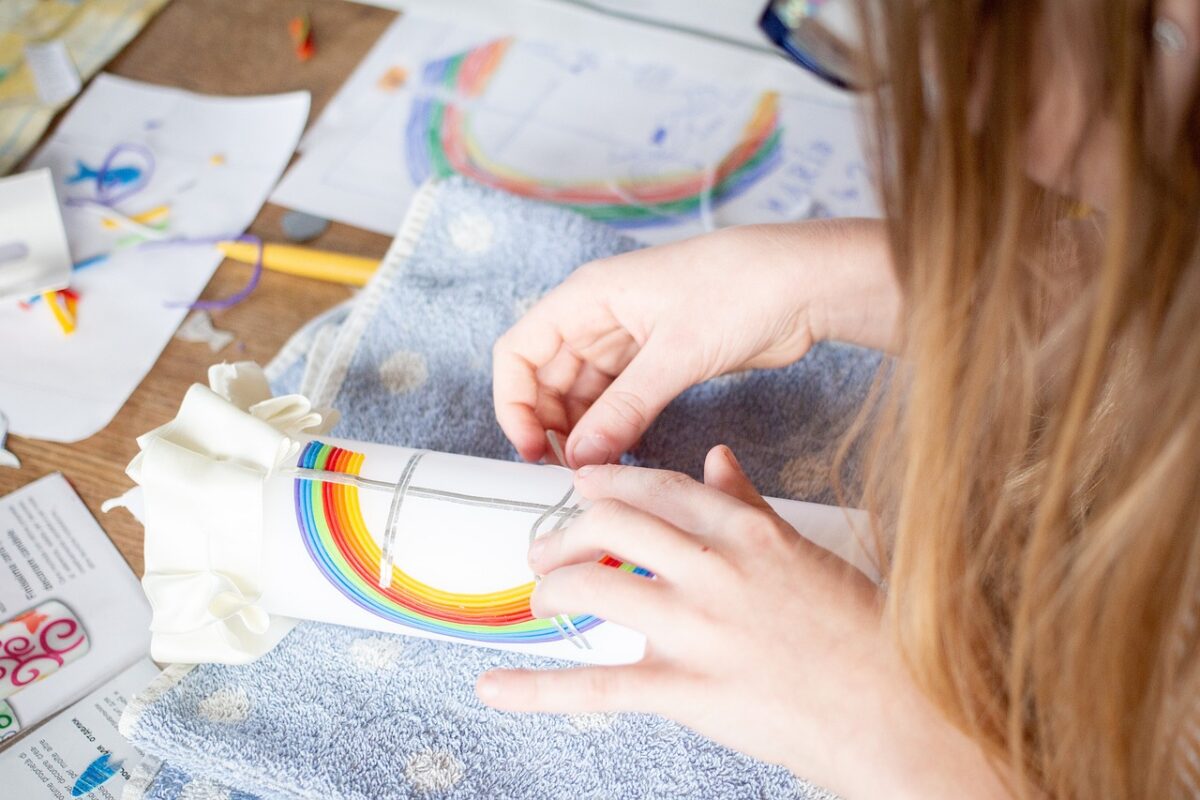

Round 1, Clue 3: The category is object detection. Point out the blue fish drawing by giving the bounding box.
[66,160,142,188]
[72,753,122,797]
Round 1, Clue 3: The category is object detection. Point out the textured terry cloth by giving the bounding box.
[122,177,881,800]
[277,179,880,505]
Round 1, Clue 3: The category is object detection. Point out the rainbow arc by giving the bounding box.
[293,441,646,644]
[406,38,784,227]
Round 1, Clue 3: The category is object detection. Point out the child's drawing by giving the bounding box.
[272,14,878,245]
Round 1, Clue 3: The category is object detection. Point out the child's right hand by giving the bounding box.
[492,219,900,467]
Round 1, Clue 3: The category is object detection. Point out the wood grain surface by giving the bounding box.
[0,0,398,576]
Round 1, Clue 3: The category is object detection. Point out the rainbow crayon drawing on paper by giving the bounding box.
[405,38,784,227]
[272,12,877,245]
[293,441,650,645]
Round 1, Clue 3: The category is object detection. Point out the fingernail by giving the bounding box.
[724,446,741,471]
[576,464,597,477]
[476,673,500,700]
[571,435,613,467]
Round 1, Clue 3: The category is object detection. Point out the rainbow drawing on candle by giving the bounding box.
[293,441,647,644]
[405,38,784,228]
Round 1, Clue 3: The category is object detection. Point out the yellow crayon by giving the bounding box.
[216,241,379,287]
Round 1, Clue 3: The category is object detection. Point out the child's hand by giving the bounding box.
[476,446,1006,799]
[492,220,899,467]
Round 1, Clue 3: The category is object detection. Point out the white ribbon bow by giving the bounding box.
[129,361,340,664]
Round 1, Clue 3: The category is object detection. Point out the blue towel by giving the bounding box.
[121,177,880,800]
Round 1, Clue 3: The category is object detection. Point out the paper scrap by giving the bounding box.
[271,12,876,245]
[0,473,150,739]
[23,41,83,106]
[175,310,236,352]
[0,75,310,442]
[0,169,72,302]
[0,411,19,469]
[99,486,144,522]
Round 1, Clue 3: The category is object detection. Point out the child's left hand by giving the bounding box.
[475,445,1007,799]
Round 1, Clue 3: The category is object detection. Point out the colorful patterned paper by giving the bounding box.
[0,599,90,701]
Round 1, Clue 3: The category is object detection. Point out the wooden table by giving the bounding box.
[0,0,398,576]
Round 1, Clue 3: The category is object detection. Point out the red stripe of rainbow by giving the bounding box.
[293,441,645,643]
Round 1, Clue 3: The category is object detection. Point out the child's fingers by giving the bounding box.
[493,329,561,462]
[564,342,697,468]
[574,463,749,538]
[529,562,666,635]
[702,445,774,511]
[528,498,704,579]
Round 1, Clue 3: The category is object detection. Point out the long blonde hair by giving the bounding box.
[854,1,1200,797]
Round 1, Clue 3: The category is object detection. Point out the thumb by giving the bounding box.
[566,344,696,468]
[703,445,772,510]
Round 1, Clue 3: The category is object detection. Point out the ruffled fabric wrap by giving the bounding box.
[126,362,339,664]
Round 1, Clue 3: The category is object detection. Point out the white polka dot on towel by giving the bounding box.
[778,453,830,499]
[793,777,841,800]
[348,636,406,670]
[196,687,251,724]
[178,779,232,800]
[379,350,429,395]
[448,212,494,254]
[405,749,464,792]
[567,712,616,732]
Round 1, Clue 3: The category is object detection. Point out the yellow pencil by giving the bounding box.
[216,241,379,287]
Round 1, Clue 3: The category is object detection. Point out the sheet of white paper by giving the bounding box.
[0,169,72,301]
[0,658,159,799]
[258,436,876,665]
[271,11,876,245]
[356,0,786,72]
[544,0,770,50]
[0,473,150,741]
[0,75,309,442]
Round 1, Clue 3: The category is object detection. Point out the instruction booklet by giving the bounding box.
[0,657,159,799]
[0,473,151,745]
